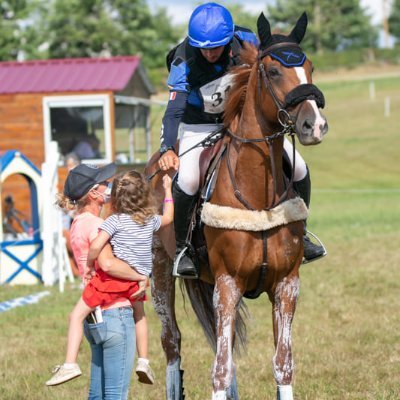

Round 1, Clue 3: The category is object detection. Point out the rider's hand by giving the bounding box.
[159,150,179,171]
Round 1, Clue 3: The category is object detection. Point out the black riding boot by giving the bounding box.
[293,168,325,262]
[172,183,198,278]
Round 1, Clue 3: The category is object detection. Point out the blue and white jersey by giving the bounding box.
[160,26,258,151]
[100,213,162,277]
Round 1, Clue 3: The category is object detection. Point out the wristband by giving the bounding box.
[160,145,175,155]
[164,198,174,203]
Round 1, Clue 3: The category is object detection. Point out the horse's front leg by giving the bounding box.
[272,274,300,400]
[152,229,184,400]
[212,274,242,400]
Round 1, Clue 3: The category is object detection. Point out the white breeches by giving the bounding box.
[283,138,307,181]
[177,126,307,195]
[177,123,223,195]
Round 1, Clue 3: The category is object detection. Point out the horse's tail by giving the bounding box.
[183,280,248,354]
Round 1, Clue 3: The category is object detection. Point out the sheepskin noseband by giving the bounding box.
[201,197,308,231]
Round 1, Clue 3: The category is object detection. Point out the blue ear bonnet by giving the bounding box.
[268,46,306,67]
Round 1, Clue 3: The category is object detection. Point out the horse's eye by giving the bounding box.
[268,67,280,78]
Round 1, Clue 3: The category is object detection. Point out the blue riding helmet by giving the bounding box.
[188,2,234,49]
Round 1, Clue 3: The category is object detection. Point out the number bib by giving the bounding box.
[199,74,233,114]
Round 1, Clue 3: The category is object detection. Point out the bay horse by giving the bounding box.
[146,12,328,400]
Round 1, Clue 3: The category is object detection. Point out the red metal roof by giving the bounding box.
[0,56,142,94]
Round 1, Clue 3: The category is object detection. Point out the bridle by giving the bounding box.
[226,41,324,211]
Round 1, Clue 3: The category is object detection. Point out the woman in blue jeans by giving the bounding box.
[53,163,139,399]
[85,307,135,399]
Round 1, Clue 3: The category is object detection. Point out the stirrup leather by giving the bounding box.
[302,230,327,264]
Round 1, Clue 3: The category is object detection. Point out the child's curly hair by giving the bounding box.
[111,171,157,224]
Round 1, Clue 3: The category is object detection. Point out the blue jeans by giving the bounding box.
[84,306,135,400]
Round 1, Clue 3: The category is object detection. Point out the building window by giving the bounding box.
[114,103,150,164]
[43,95,112,164]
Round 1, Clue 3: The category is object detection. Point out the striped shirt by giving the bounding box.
[100,213,162,276]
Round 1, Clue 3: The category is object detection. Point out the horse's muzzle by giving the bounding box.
[296,110,328,145]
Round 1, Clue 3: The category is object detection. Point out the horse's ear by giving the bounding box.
[289,12,308,43]
[257,12,271,48]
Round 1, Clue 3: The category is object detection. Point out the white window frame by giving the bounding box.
[43,94,112,164]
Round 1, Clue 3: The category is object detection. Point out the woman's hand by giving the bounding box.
[83,263,95,285]
[158,150,179,171]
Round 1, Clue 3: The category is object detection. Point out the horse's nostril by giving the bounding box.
[320,121,328,135]
[302,119,313,131]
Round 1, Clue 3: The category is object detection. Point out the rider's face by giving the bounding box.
[200,46,225,63]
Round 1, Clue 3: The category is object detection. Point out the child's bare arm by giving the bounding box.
[98,245,146,281]
[87,230,111,270]
[160,175,174,226]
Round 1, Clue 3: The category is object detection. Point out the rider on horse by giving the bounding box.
[158,2,324,279]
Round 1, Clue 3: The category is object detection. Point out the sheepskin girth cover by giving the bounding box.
[201,197,308,231]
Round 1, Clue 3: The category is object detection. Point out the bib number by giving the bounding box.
[200,74,233,114]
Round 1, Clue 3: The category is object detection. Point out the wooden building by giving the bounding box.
[0,56,155,228]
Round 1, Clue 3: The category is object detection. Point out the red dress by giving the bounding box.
[70,212,144,308]
[82,269,145,308]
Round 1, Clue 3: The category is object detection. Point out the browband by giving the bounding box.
[258,42,301,59]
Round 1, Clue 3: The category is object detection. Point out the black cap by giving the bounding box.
[64,163,116,201]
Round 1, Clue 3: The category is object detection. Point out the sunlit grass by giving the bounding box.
[1,74,400,399]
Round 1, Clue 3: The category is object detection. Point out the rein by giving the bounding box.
[225,43,303,212]
[225,128,296,211]
[146,129,223,181]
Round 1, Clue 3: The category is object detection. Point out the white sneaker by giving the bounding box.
[45,364,82,386]
[135,359,155,385]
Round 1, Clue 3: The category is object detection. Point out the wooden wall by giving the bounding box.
[0,91,115,226]
[0,81,152,230]
[0,93,43,228]
[0,94,45,166]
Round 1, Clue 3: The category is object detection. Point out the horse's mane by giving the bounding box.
[224,43,258,128]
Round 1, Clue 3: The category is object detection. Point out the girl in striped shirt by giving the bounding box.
[84,171,173,384]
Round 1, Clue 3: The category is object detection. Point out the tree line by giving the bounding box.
[1,0,399,79]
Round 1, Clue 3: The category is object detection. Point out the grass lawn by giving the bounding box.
[1,73,399,399]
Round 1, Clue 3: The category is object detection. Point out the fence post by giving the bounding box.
[369,81,375,101]
[384,97,391,117]
[41,141,73,291]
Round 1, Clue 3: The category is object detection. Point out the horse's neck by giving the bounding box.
[231,69,285,208]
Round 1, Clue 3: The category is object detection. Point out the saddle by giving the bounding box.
[185,135,228,269]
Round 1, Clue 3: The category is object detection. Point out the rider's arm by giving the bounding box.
[160,91,188,152]
[160,57,190,153]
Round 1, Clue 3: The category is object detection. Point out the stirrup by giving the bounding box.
[172,247,199,279]
[302,230,327,264]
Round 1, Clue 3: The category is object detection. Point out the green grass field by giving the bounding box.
[1,73,399,399]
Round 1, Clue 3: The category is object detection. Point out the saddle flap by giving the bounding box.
[198,138,224,191]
